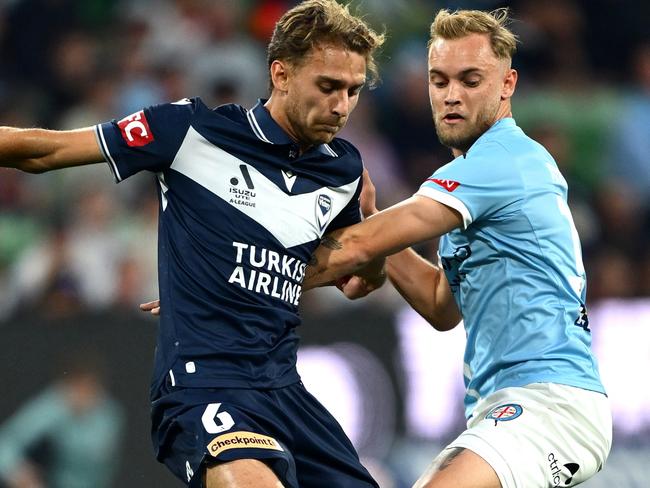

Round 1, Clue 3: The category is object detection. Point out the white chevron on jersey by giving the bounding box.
[282,169,297,192]
[172,98,192,105]
[157,172,169,210]
[170,127,358,248]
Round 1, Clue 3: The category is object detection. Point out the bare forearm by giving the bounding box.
[305,196,463,289]
[356,256,386,289]
[386,248,460,331]
[0,127,103,172]
[0,128,50,171]
[304,231,364,290]
[303,227,376,290]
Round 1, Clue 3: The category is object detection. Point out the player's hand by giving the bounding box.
[337,275,382,299]
[140,299,161,316]
[359,168,378,218]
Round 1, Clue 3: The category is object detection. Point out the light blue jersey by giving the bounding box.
[417,118,605,419]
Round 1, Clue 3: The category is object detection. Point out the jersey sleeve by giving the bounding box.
[416,141,524,228]
[326,177,362,233]
[323,146,364,233]
[94,98,199,182]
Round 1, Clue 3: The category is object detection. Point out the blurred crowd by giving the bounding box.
[1,0,649,320]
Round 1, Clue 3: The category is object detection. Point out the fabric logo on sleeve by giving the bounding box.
[428,178,461,192]
[207,431,284,457]
[117,110,154,147]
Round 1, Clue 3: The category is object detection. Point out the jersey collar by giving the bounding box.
[462,117,517,158]
[246,99,338,157]
[490,117,516,130]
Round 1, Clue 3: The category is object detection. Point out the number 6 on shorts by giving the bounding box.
[201,403,235,434]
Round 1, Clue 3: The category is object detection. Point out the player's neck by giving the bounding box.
[264,96,312,155]
[494,100,513,122]
[450,104,513,158]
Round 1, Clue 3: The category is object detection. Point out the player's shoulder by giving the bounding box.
[329,137,363,172]
[138,97,206,132]
[153,97,247,122]
[329,136,362,161]
[468,120,560,187]
[153,98,253,139]
[150,96,205,114]
[475,118,549,158]
[439,129,523,183]
[212,101,248,121]
[466,119,547,166]
[468,125,518,160]
[326,137,364,182]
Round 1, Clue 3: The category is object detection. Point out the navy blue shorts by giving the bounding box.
[151,381,378,488]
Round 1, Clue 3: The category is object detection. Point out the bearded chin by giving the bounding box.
[434,112,495,154]
[434,122,476,154]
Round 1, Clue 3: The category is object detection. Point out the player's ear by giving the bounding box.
[270,60,291,93]
[501,68,517,100]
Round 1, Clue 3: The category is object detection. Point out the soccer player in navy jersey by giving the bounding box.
[305,9,611,488]
[0,1,386,487]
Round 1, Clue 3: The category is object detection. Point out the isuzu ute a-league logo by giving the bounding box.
[316,194,332,231]
[229,164,256,208]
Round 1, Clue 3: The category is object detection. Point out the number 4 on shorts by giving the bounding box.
[201,403,235,434]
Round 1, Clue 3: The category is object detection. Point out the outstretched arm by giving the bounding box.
[0,127,104,173]
[304,195,463,289]
[311,171,460,328]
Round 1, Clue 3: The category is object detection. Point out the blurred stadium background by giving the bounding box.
[0,0,649,486]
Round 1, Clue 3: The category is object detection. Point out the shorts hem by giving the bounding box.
[450,434,516,488]
[191,451,293,488]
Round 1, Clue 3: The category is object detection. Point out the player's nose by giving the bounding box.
[444,81,462,105]
[332,90,350,117]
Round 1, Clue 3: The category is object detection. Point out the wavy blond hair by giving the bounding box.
[267,0,385,91]
[429,8,518,59]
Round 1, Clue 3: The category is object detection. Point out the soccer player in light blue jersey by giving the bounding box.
[305,8,612,488]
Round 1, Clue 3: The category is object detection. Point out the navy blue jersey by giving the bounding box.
[94,98,363,392]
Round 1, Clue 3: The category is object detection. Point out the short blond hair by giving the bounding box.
[429,8,518,59]
[267,0,385,91]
